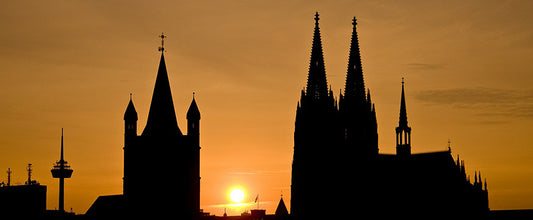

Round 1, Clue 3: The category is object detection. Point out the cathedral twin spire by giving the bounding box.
[301,12,378,154]
[306,12,329,101]
[305,13,373,109]
[344,17,366,104]
[292,13,378,216]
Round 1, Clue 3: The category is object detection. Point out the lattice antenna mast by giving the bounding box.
[26,163,33,185]
[6,168,11,186]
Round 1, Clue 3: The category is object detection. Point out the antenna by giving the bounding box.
[61,128,64,161]
[26,163,32,185]
[6,168,11,186]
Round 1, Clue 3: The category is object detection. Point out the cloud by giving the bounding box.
[415,87,533,119]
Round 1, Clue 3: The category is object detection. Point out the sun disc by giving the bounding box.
[230,188,245,203]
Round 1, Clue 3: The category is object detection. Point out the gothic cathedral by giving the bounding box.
[290,13,488,218]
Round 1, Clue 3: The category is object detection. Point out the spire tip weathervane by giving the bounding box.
[158,32,166,52]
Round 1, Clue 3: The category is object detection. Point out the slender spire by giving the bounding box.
[399,77,408,128]
[142,49,182,136]
[344,17,366,103]
[305,12,328,100]
[396,77,411,156]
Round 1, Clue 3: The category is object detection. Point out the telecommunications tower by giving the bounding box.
[51,128,73,213]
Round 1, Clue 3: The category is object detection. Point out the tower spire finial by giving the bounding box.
[305,11,328,100]
[352,16,357,26]
[400,77,407,127]
[158,32,166,52]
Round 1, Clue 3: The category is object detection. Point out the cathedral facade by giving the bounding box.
[291,13,488,218]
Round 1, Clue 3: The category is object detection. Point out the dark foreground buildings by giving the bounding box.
[0,166,46,216]
[290,13,489,218]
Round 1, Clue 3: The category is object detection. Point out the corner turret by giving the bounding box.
[124,94,138,137]
[187,93,201,141]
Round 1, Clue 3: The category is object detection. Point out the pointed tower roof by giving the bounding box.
[305,12,329,100]
[344,17,366,103]
[399,78,408,128]
[142,53,182,136]
[124,94,138,121]
[275,196,289,216]
[187,93,201,120]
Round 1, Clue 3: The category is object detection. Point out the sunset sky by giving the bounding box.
[1,0,533,215]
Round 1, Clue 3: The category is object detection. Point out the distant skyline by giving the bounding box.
[1,0,533,215]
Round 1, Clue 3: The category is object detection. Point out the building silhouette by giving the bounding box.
[87,35,201,217]
[0,165,47,216]
[290,13,489,218]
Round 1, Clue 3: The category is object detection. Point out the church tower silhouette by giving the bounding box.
[123,35,201,217]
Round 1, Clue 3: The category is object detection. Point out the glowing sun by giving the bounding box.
[230,188,245,203]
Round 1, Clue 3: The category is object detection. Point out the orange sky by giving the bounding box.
[1,0,533,215]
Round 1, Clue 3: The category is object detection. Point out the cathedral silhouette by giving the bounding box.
[290,12,489,218]
[86,14,490,218]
